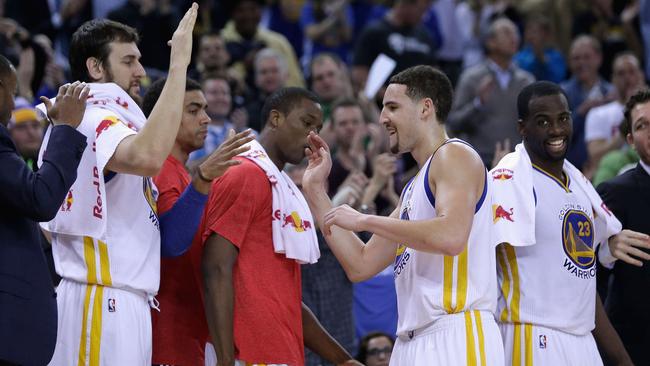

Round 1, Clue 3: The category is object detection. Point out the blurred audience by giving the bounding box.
[351,0,437,96]
[585,52,645,173]
[8,97,43,170]
[301,0,354,66]
[514,16,566,83]
[355,332,394,366]
[561,34,614,172]
[245,47,289,132]
[449,17,534,167]
[221,0,304,88]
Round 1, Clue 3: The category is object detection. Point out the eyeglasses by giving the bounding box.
[367,346,392,357]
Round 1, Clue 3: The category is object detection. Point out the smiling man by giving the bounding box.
[43,5,200,365]
[491,81,642,365]
[302,65,504,365]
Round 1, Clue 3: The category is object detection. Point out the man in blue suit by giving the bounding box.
[0,55,89,366]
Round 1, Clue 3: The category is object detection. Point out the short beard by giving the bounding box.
[102,60,142,106]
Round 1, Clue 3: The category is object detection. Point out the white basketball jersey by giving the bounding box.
[394,140,497,337]
[497,164,596,335]
[52,120,161,296]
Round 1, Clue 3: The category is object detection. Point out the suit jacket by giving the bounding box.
[597,164,650,365]
[447,61,534,166]
[0,124,86,365]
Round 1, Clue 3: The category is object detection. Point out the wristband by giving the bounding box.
[197,166,212,183]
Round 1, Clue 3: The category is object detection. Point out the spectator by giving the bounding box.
[585,52,645,171]
[355,332,394,366]
[592,119,639,187]
[141,77,253,366]
[108,0,176,72]
[8,98,43,170]
[188,33,232,83]
[262,0,305,60]
[572,0,641,80]
[561,35,614,172]
[301,0,354,66]
[596,88,650,366]
[245,48,289,132]
[514,16,567,83]
[431,0,465,86]
[310,53,353,123]
[0,56,88,366]
[448,17,534,167]
[188,76,237,163]
[351,0,437,95]
[221,0,305,88]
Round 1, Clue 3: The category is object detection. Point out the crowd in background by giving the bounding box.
[3,0,650,364]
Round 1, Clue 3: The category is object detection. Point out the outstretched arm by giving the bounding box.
[106,4,198,176]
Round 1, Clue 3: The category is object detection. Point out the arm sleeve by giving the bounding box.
[0,125,86,221]
[159,184,208,257]
[202,161,270,249]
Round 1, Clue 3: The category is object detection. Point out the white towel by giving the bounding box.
[491,144,622,261]
[239,140,320,264]
[490,143,536,247]
[36,83,146,238]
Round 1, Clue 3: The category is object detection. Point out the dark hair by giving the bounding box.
[356,331,395,363]
[0,55,14,79]
[69,19,139,82]
[517,81,568,120]
[331,97,362,121]
[388,65,453,123]
[623,89,650,131]
[260,87,321,129]
[141,78,202,117]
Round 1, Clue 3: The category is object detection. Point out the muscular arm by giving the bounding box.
[592,293,633,366]
[202,233,238,366]
[302,302,354,364]
[105,5,197,176]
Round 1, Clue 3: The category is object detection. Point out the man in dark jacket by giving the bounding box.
[597,88,650,365]
[0,55,88,366]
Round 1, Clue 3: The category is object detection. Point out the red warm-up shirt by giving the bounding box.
[192,158,304,365]
[152,156,209,366]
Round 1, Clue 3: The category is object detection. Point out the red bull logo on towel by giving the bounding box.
[95,116,121,138]
[492,168,514,181]
[493,204,514,223]
[61,190,74,212]
[273,210,312,232]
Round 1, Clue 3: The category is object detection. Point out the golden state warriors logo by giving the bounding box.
[562,209,595,276]
[143,177,159,230]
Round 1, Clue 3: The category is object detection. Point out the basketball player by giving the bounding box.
[43,5,199,366]
[492,81,638,365]
[303,65,504,364]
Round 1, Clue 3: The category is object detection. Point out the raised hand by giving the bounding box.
[608,229,650,267]
[40,81,90,128]
[168,3,198,70]
[198,129,254,181]
[303,131,333,193]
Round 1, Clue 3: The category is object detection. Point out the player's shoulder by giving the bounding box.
[432,139,484,168]
[218,157,268,184]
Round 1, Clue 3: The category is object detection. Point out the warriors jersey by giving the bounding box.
[51,119,161,296]
[497,164,597,335]
[394,139,497,336]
